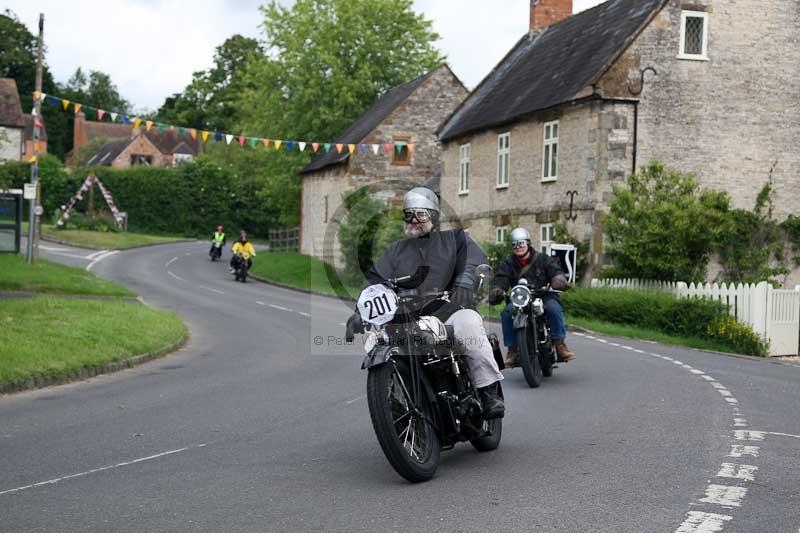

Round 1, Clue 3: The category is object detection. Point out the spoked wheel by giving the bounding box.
[541,339,554,378]
[367,359,440,482]
[470,417,503,452]
[517,325,543,388]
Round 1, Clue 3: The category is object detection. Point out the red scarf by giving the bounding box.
[518,251,532,267]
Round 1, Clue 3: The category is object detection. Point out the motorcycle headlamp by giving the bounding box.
[510,284,532,308]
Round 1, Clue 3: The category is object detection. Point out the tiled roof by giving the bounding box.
[301,66,445,174]
[0,79,25,128]
[438,0,667,141]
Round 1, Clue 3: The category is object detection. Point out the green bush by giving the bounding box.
[705,317,769,357]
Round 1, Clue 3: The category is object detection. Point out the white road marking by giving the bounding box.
[662,356,675,361]
[345,395,366,405]
[757,431,800,440]
[86,249,109,260]
[167,270,185,282]
[0,444,207,497]
[725,398,739,404]
[716,463,758,482]
[256,301,266,306]
[728,445,759,458]
[711,382,726,389]
[718,390,732,397]
[200,286,225,295]
[701,375,716,382]
[675,511,732,533]
[690,369,705,375]
[734,430,765,441]
[734,418,748,427]
[269,304,292,312]
[699,485,747,508]
[86,250,119,271]
[609,342,620,347]
[633,349,645,354]
[297,311,311,317]
[165,257,178,267]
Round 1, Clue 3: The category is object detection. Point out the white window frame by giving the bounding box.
[459,143,470,194]
[495,225,509,244]
[496,132,510,189]
[678,11,709,61]
[542,120,559,182]
[540,223,554,256]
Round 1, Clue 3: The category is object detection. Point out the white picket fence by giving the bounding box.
[590,278,800,356]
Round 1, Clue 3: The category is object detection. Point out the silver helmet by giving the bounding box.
[403,186,439,214]
[510,227,531,243]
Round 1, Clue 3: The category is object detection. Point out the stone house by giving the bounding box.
[72,112,201,168]
[437,0,800,284]
[0,78,25,161]
[299,65,468,267]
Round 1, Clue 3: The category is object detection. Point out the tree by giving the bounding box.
[603,162,730,282]
[237,0,445,141]
[155,35,263,132]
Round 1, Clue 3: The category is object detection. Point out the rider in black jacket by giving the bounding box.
[347,186,505,419]
[488,227,575,365]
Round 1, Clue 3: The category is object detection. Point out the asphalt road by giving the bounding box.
[2,241,799,532]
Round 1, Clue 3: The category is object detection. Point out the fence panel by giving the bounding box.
[268,227,299,252]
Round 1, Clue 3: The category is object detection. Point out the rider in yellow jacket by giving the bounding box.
[229,231,256,273]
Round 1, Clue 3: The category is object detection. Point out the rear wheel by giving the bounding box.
[367,360,440,482]
[517,324,543,388]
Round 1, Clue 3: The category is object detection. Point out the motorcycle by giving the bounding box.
[347,265,502,483]
[232,252,250,283]
[508,280,560,388]
[209,240,223,261]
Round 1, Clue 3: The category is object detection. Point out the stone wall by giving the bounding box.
[0,127,22,161]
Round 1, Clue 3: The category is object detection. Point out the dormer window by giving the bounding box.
[678,11,709,61]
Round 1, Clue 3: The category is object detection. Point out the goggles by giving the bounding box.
[511,240,529,249]
[403,209,432,224]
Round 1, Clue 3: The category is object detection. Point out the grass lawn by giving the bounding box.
[0,297,186,390]
[24,223,186,250]
[0,253,134,296]
[249,251,360,298]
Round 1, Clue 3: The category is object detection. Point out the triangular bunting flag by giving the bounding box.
[336,144,344,153]
[214,132,223,142]
[61,99,70,111]
[189,129,197,140]
[110,112,118,122]
[287,141,294,151]
[408,144,415,153]
[348,144,356,154]
[238,135,246,146]
[324,143,331,153]
[133,117,142,128]
[359,144,368,153]
[178,127,185,136]
[74,103,82,114]
[145,120,153,131]
[225,134,233,144]
[249,137,258,148]
[39,92,47,102]
[202,131,210,142]
[383,144,393,153]
[274,140,282,150]
[395,143,403,153]
[312,142,319,152]
[47,95,58,106]
[33,91,40,101]
[97,109,105,121]
[157,123,165,132]
[372,144,380,155]
[299,142,306,152]
[262,139,271,150]
[123,115,131,124]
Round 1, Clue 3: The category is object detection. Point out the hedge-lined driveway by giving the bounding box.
[2,242,799,532]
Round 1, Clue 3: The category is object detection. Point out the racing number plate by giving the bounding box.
[357,284,398,326]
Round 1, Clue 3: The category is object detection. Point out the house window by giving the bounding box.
[542,121,558,182]
[540,223,554,256]
[131,154,152,166]
[392,136,411,165]
[173,153,193,165]
[679,11,709,60]
[496,133,510,188]
[496,226,509,244]
[459,143,470,194]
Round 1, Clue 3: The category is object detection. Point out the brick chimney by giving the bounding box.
[74,111,87,153]
[530,0,573,31]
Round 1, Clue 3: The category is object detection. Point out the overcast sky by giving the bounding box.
[6,0,607,113]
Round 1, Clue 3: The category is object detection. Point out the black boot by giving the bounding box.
[478,383,505,419]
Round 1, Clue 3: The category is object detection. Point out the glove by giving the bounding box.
[345,312,365,342]
[450,287,476,310]
[487,287,505,306]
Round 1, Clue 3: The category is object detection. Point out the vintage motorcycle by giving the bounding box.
[507,280,562,388]
[232,252,250,283]
[209,240,223,261]
[347,266,502,483]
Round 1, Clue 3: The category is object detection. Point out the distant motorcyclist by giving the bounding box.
[230,230,256,273]
[346,186,505,419]
[488,227,575,365]
[210,225,226,259]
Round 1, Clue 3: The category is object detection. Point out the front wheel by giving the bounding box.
[517,324,543,388]
[470,418,502,452]
[367,360,440,482]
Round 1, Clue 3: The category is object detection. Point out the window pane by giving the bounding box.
[545,125,551,140]
[543,145,550,178]
[685,17,704,55]
[552,123,558,138]
[551,143,558,177]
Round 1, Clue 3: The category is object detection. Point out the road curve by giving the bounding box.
[1,241,799,532]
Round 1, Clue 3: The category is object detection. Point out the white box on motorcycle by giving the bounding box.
[548,244,577,284]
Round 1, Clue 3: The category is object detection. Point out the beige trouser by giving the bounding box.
[445,309,504,389]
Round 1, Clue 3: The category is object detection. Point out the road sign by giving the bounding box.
[24,183,36,200]
[33,205,44,216]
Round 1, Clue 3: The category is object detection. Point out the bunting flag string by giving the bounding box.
[35,92,415,158]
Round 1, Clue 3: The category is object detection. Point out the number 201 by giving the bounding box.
[364,294,392,320]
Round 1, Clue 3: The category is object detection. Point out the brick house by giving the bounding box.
[0,78,25,161]
[72,112,201,168]
[23,113,48,157]
[437,0,800,284]
[299,65,468,267]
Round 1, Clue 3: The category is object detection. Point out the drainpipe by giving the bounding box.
[627,67,657,176]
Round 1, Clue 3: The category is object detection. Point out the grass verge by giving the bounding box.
[0,254,134,296]
[0,297,186,391]
[249,251,360,298]
[24,223,186,249]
